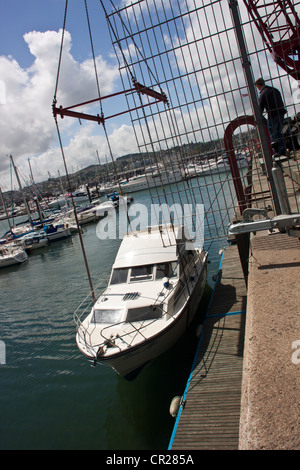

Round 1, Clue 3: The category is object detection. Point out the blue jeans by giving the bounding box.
[267,115,286,155]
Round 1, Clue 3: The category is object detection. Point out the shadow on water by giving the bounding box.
[104,284,212,450]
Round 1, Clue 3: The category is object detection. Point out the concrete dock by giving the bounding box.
[239,154,300,449]
[239,230,300,450]
[169,153,300,450]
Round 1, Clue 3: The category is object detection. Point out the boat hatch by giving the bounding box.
[126,304,164,322]
[92,308,124,324]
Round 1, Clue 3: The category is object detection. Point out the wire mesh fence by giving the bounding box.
[103,0,300,250]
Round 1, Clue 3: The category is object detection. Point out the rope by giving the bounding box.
[53,0,68,102]
[54,115,96,302]
[84,0,103,116]
[52,0,95,301]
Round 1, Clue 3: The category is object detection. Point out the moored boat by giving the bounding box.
[16,231,49,251]
[67,187,90,203]
[105,167,183,194]
[94,193,134,217]
[43,224,72,242]
[0,244,28,268]
[74,224,208,379]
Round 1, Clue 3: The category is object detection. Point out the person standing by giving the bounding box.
[255,78,287,156]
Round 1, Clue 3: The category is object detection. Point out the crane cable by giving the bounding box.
[53,0,95,302]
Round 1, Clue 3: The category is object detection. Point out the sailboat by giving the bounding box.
[67,186,90,203]
[43,223,72,242]
[15,230,49,252]
[74,224,207,379]
[0,243,28,268]
[106,165,183,194]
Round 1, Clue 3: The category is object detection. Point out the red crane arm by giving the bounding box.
[243,0,300,79]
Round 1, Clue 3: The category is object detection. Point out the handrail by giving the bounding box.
[224,115,272,215]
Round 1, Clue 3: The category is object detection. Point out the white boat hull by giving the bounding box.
[107,172,183,194]
[76,258,207,379]
[0,248,28,268]
[23,239,49,250]
[48,198,67,209]
[185,157,248,178]
[45,228,71,242]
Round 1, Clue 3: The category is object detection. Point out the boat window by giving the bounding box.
[130,265,153,282]
[91,308,124,324]
[110,268,129,285]
[126,304,163,322]
[156,262,178,280]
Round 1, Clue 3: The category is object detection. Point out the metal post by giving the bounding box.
[272,163,291,214]
[229,0,282,215]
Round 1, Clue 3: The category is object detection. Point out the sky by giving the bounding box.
[0,0,136,191]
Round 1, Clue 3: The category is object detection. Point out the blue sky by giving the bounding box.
[1,1,65,67]
[0,0,112,68]
[0,0,136,190]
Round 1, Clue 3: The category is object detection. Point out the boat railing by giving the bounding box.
[75,250,207,355]
[98,254,206,350]
[73,277,109,329]
[99,303,166,350]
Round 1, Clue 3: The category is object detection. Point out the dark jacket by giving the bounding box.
[258,85,286,119]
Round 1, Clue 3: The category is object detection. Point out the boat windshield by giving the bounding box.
[110,262,178,285]
[110,268,129,285]
[155,261,178,279]
[130,265,153,282]
[92,308,124,324]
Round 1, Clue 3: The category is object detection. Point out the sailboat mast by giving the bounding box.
[28,158,44,221]
[10,155,32,222]
[0,186,13,232]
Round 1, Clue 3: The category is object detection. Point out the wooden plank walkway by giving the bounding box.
[169,243,247,450]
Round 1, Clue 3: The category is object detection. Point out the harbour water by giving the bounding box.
[0,175,235,449]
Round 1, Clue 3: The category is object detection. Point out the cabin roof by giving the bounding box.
[113,225,184,268]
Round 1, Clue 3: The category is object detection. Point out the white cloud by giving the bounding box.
[0,29,137,191]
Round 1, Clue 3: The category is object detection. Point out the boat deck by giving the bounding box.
[169,243,247,450]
